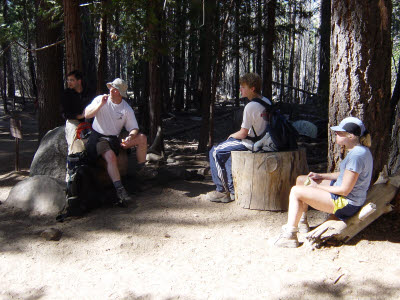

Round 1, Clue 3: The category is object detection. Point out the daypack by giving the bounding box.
[249,98,298,151]
[56,136,100,222]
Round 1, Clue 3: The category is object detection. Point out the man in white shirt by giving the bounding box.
[204,73,276,203]
[85,78,147,207]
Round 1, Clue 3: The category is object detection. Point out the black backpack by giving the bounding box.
[250,98,298,151]
[56,151,102,222]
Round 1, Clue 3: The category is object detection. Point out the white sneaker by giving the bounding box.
[271,226,299,248]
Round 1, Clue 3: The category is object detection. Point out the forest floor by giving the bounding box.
[0,102,400,300]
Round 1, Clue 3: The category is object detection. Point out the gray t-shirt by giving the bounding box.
[334,145,373,206]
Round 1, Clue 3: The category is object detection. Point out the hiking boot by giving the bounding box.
[220,193,235,203]
[116,187,132,207]
[204,191,229,202]
[271,226,299,248]
[298,219,310,233]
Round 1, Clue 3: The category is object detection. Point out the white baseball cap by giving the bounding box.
[330,117,366,137]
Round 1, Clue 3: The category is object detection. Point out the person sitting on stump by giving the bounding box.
[273,116,373,248]
[84,78,147,207]
[203,72,277,203]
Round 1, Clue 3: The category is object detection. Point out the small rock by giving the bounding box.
[146,153,163,162]
[40,228,62,241]
[164,233,171,238]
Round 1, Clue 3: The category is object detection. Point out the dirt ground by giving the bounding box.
[1,103,400,300]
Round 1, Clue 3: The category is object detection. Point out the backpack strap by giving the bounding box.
[246,98,272,142]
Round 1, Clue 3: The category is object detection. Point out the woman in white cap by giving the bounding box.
[273,116,373,248]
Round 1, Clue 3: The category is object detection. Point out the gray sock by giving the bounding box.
[113,180,123,189]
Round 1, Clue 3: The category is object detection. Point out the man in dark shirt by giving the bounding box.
[60,70,93,155]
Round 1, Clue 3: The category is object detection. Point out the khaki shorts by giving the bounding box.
[96,137,118,156]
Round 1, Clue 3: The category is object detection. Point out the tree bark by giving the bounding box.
[3,0,15,108]
[147,0,164,154]
[97,0,109,95]
[81,5,97,94]
[197,0,214,153]
[317,0,331,114]
[262,0,276,100]
[35,0,64,140]
[63,0,82,73]
[388,58,400,175]
[328,0,392,181]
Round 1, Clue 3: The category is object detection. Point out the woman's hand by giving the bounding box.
[308,172,323,181]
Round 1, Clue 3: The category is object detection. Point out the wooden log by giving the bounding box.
[305,172,400,249]
[232,149,308,211]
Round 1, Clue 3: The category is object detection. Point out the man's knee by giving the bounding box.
[137,133,147,146]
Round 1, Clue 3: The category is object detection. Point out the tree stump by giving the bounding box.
[232,149,308,211]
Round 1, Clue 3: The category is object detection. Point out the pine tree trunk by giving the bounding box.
[97,0,108,95]
[81,5,97,92]
[3,0,15,107]
[262,0,276,100]
[147,0,164,154]
[317,0,331,114]
[329,0,392,181]
[63,0,82,73]
[197,0,213,153]
[35,0,64,140]
[388,59,400,175]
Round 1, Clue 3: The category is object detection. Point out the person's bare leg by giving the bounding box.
[287,185,335,228]
[124,134,147,164]
[102,150,120,182]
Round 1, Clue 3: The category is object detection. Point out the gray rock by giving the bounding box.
[5,175,66,215]
[292,120,318,139]
[30,126,67,181]
[40,228,63,241]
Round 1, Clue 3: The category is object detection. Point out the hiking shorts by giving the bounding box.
[330,180,362,221]
[96,137,116,156]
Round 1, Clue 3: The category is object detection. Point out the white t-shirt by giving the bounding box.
[241,96,272,149]
[87,95,139,136]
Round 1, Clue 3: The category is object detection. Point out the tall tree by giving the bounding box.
[97,0,108,94]
[147,0,164,154]
[63,0,82,73]
[35,0,64,140]
[317,0,331,114]
[197,0,214,153]
[262,0,276,100]
[2,0,15,109]
[328,0,392,180]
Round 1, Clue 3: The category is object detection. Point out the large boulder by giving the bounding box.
[292,120,318,139]
[29,126,129,185]
[5,175,66,215]
[30,126,67,181]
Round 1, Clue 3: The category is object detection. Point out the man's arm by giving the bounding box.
[84,95,108,119]
[228,128,249,140]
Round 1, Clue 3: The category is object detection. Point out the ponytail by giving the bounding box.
[360,132,371,147]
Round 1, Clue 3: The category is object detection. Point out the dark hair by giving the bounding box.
[239,73,262,94]
[67,70,83,81]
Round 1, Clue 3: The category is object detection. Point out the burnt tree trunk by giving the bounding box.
[147,0,164,154]
[197,0,214,153]
[328,0,392,181]
[35,0,64,140]
[97,0,109,95]
[262,0,276,100]
[317,0,331,115]
[63,0,82,73]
